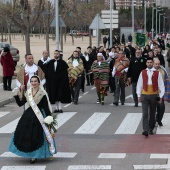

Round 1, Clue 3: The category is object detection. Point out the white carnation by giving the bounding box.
[44,116,53,125]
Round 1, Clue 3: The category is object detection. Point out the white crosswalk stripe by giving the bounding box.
[0,152,77,158]
[156,113,170,134]
[115,113,142,134]
[0,111,10,118]
[67,165,111,170]
[0,117,20,133]
[98,153,126,159]
[74,112,111,134]
[1,166,46,170]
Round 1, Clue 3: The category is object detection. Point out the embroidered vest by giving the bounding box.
[142,69,159,91]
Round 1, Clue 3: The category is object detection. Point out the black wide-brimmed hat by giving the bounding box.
[3,47,10,52]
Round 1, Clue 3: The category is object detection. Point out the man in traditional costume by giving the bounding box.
[91,53,110,105]
[153,58,170,126]
[112,50,129,106]
[0,47,15,91]
[67,50,84,105]
[16,54,45,93]
[46,50,71,113]
[137,57,165,137]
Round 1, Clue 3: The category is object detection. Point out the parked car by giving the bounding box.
[77,30,89,36]
[69,30,78,36]
[0,42,20,67]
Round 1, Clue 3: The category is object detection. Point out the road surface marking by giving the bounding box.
[68,165,111,170]
[125,94,133,99]
[110,103,142,106]
[83,91,89,95]
[0,117,20,133]
[98,153,126,158]
[55,112,77,129]
[91,87,96,90]
[1,152,76,158]
[74,112,111,134]
[79,96,82,99]
[0,112,10,118]
[156,113,170,134]
[115,113,142,134]
[1,166,46,170]
[64,103,72,107]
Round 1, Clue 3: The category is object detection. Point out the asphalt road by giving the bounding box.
[0,85,170,170]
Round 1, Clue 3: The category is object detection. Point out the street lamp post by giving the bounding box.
[163,16,168,33]
[152,7,156,39]
[144,0,146,33]
[132,0,134,45]
[159,13,165,34]
[55,0,59,50]
[156,8,163,35]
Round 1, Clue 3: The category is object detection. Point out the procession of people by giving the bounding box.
[0,35,170,164]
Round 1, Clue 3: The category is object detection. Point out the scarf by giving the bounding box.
[41,57,51,64]
[67,57,84,80]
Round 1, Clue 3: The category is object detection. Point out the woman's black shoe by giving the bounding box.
[30,158,37,164]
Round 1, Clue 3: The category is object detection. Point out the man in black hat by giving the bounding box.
[0,47,15,91]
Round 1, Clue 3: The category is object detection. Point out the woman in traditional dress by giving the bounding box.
[9,75,57,163]
[91,53,110,105]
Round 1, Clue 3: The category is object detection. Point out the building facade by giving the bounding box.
[156,0,170,8]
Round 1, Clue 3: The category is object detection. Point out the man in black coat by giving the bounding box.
[127,49,147,107]
[85,46,95,86]
[76,47,86,92]
[37,50,51,89]
[46,50,71,113]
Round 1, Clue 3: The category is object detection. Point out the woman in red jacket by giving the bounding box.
[0,47,14,91]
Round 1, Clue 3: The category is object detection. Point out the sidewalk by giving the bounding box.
[0,79,16,107]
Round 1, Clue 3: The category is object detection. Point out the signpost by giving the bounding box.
[89,14,105,47]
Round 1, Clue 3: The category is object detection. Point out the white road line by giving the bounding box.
[55,112,77,129]
[115,113,142,134]
[133,164,168,169]
[83,91,89,95]
[125,94,133,99]
[79,96,82,99]
[110,103,142,106]
[0,112,10,118]
[68,165,111,170]
[98,153,126,158]
[54,152,77,158]
[1,166,46,170]
[64,103,72,108]
[150,154,170,159]
[1,152,76,158]
[156,113,170,134]
[91,87,96,90]
[74,112,111,134]
[0,117,20,133]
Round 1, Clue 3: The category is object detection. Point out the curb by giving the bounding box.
[0,97,15,107]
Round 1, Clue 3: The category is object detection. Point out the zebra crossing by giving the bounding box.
[0,111,170,135]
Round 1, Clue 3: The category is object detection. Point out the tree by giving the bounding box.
[10,0,45,54]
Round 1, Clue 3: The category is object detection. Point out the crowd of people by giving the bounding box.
[0,35,170,163]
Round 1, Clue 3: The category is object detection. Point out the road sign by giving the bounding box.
[101,10,119,29]
[89,14,105,29]
[50,15,66,27]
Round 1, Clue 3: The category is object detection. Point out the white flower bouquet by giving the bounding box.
[44,114,57,133]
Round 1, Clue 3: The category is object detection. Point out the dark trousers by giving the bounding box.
[156,99,165,123]
[70,77,81,103]
[109,77,115,92]
[3,76,12,90]
[132,82,138,105]
[114,76,125,103]
[141,94,157,132]
[86,73,93,85]
[81,72,85,92]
